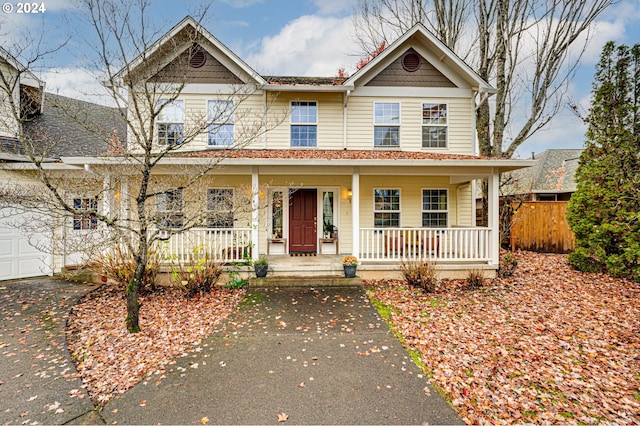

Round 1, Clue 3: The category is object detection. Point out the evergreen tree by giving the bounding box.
[567,42,640,281]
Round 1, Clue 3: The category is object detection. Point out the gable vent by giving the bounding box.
[402,51,421,72]
[189,48,206,68]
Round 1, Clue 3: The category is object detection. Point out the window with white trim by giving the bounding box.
[422,103,447,148]
[157,189,184,229]
[291,101,317,147]
[157,99,184,145]
[374,189,400,227]
[208,100,234,147]
[207,188,234,228]
[374,102,400,147]
[73,198,98,230]
[422,189,448,227]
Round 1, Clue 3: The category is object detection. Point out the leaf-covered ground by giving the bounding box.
[366,251,640,424]
[66,286,245,405]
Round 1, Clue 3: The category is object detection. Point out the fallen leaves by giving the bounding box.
[277,412,289,422]
[66,286,245,405]
[366,251,640,425]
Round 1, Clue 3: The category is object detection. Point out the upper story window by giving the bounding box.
[374,102,400,147]
[422,103,447,148]
[73,198,97,230]
[422,189,448,227]
[207,188,234,228]
[157,189,184,229]
[374,189,400,227]
[291,101,317,147]
[208,100,234,147]
[157,99,184,145]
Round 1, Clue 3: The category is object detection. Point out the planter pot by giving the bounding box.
[254,264,268,278]
[343,265,357,278]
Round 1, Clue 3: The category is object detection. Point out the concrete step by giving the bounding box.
[249,275,362,288]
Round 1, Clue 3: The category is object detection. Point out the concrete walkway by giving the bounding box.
[103,286,461,425]
[0,278,100,425]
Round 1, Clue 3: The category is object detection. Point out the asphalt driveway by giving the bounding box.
[103,286,461,425]
[1,280,461,425]
[0,278,100,425]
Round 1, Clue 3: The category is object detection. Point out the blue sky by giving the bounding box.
[1,0,639,157]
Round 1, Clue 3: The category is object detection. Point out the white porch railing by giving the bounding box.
[359,227,491,262]
[156,228,252,264]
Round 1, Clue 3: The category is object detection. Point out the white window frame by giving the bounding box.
[206,188,234,228]
[157,189,184,229]
[422,102,448,149]
[373,102,401,148]
[373,188,401,228]
[208,99,235,147]
[156,99,185,146]
[290,101,318,147]
[422,188,448,228]
[268,188,289,239]
[72,198,98,231]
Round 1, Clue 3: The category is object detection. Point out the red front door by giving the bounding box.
[289,189,317,253]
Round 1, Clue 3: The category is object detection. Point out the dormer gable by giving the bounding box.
[113,16,266,87]
[345,23,495,94]
[149,44,244,84]
[364,48,456,88]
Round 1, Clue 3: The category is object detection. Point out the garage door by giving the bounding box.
[0,210,53,280]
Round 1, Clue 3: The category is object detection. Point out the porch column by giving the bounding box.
[488,170,500,266]
[251,166,259,260]
[102,174,112,237]
[351,168,360,258]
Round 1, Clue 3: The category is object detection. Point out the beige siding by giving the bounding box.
[127,92,266,152]
[346,96,473,154]
[358,176,461,228]
[0,63,19,139]
[265,92,344,150]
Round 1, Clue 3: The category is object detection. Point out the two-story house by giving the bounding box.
[2,17,533,280]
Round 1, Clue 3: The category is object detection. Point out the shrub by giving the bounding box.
[400,259,438,293]
[568,248,603,274]
[170,248,222,297]
[498,252,518,278]
[88,245,160,294]
[466,269,486,289]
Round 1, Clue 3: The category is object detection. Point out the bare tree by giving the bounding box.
[353,0,613,158]
[0,0,283,332]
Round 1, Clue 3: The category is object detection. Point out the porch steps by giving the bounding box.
[249,276,362,288]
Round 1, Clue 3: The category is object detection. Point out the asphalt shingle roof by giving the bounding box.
[2,93,126,160]
[509,149,583,193]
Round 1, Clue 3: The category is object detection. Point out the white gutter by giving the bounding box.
[343,90,350,149]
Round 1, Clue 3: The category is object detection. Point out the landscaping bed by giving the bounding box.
[365,251,640,424]
[66,286,245,404]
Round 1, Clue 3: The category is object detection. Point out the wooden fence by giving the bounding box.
[510,201,575,253]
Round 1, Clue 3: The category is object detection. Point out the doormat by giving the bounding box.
[290,252,317,257]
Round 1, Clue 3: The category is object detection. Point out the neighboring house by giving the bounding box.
[1,17,534,279]
[505,149,583,201]
[0,48,51,280]
[503,149,583,254]
[0,87,125,279]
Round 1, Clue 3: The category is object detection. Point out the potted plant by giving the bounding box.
[341,255,358,278]
[254,256,269,278]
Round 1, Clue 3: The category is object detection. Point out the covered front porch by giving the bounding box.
[63,151,532,279]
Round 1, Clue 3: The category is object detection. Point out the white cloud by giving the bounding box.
[38,67,114,106]
[245,14,354,76]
